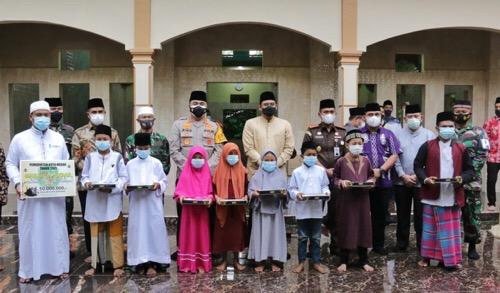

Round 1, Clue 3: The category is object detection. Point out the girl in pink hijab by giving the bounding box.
[174,147,214,273]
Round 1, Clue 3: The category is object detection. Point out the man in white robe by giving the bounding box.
[6,101,70,283]
[126,133,170,277]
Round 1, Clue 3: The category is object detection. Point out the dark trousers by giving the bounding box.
[78,190,91,253]
[486,162,500,206]
[297,219,322,264]
[369,187,391,250]
[340,247,369,266]
[66,197,74,235]
[323,186,337,248]
[394,185,422,250]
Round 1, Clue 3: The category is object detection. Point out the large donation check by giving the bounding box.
[20,160,76,199]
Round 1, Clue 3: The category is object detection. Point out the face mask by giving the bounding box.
[262,106,276,117]
[303,156,317,167]
[496,110,500,118]
[95,140,111,151]
[191,106,207,118]
[384,109,392,117]
[136,149,150,159]
[90,113,105,126]
[139,119,154,129]
[438,127,455,140]
[366,115,381,127]
[191,158,205,169]
[226,154,239,166]
[321,114,335,124]
[359,122,366,129]
[34,116,50,131]
[262,161,277,173]
[453,114,470,124]
[407,117,421,130]
[349,144,363,155]
[50,111,63,123]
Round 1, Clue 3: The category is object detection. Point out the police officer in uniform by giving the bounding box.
[302,99,346,255]
[45,97,75,256]
[169,90,224,260]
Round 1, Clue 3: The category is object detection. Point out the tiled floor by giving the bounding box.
[0,223,499,292]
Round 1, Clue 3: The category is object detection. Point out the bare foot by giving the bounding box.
[19,277,32,284]
[337,264,347,272]
[198,268,205,274]
[313,263,329,274]
[271,264,281,272]
[418,260,429,267]
[59,273,69,280]
[293,262,305,274]
[113,268,125,278]
[362,264,374,272]
[84,268,96,276]
[146,267,157,278]
[254,265,265,273]
[234,262,246,271]
[216,261,227,271]
[84,256,92,263]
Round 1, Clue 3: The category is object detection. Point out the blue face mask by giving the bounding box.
[33,116,50,131]
[191,158,205,169]
[226,154,239,166]
[95,140,111,151]
[439,127,455,140]
[262,161,277,173]
[303,155,318,167]
[136,149,150,159]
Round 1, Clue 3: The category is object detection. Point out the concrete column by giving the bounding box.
[130,49,154,132]
[337,51,362,125]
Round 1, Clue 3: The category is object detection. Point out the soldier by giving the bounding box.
[168,90,224,260]
[72,98,122,262]
[124,106,170,175]
[45,97,75,255]
[303,99,346,255]
[452,100,489,260]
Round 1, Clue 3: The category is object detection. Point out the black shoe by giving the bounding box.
[70,251,75,259]
[372,247,388,255]
[171,251,178,261]
[468,246,480,260]
[390,245,407,253]
[287,253,291,260]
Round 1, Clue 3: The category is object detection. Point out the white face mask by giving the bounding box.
[366,115,381,128]
[321,114,335,125]
[407,117,421,130]
[349,144,364,155]
[90,113,105,126]
[359,121,366,129]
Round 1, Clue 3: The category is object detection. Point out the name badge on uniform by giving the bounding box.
[481,138,490,150]
[334,147,340,157]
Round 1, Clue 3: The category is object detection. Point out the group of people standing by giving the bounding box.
[2,88,500,282]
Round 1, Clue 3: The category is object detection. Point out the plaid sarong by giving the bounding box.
[421,204,462,267]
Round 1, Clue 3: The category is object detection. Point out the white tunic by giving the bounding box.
[126,156,170,265]
[80,151,127,222]
[288,164,330,220]
[5,127,70,280]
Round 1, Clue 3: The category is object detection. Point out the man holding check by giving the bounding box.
[6,101,70,283]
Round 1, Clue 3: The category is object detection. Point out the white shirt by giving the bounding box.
[5,127,70,280]
[288,164,330,219]
[81,151,128,222]
[421,140,456,207]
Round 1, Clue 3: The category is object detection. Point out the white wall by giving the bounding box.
[151,0,341,51]
[358,0,500,50]
[0,0,135,49]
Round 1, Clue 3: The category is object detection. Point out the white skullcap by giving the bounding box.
[30,101,50,113]
[137,106,154,117]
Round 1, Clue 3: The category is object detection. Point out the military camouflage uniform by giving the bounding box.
[50,122,74,234]
[124,131,171,175]
[455,124,489,244]
[303,123,346,251]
